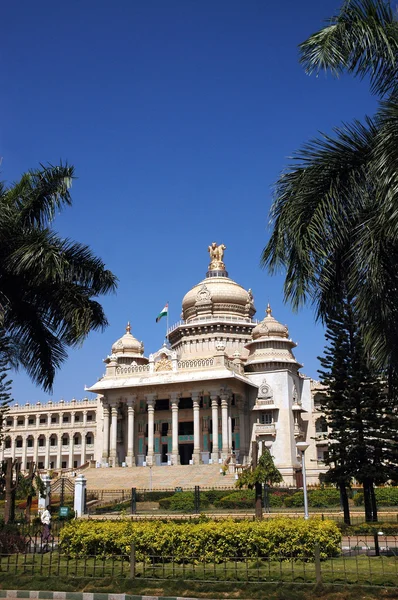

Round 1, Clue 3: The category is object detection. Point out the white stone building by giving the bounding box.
[1,244,328,486]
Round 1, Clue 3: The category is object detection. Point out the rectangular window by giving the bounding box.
[73,460,78,468]
[39,438,44,447]
[62,461,67,469]
[27,439,33,447]
[62,416,69,423]
[75,415,80,422]
[40,417,46,424]
[28,418,34,425]
[62,438,68,446]
[260,413,273,425]
[86,436,92,445]
[38,462,44,469]
[16,439,22,448]
[87,415,93,421]
[50,438,56,446]
[6,420,12,427]
[17,420,23,426]
[51,417,57,423]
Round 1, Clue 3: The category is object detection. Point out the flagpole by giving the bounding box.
[166,302,169,342]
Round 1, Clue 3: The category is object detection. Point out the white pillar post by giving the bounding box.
[228,412,233,456]
[38,474,51,511]
[110,403,118,467]
[146,395,156,466]
[33,434,39,466]
[45,434,50,470]
[238,397,246,464]
[126,395,136,467]
[102,402,110,465]
[192,392,201,464]
[170,393,180,465]
[22,435,27,471]
[74,474,87,517]
[69,433,74,470]
[81,432,86,466]
[220,391,229,459]
[210,393,219,461]
[10,436,15,461]
[57,435,62,470]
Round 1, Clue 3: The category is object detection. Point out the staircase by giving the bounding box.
[84,463,236,491]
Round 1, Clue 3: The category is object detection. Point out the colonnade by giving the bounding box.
[101,389,240,467]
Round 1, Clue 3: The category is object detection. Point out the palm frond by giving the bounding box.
[299,0,398,97]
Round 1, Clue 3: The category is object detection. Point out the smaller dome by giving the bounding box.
[252,304,289,340]
[111,322,144,357]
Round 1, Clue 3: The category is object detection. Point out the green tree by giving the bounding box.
[0,163,117,392]
[236,445,282,519]
[261,0,398,378]
[318,294,398,522]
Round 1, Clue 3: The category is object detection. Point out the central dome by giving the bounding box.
[181,243,256,322]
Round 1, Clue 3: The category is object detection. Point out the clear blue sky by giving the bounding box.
[2,0,378,404]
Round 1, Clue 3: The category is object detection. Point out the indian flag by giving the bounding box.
[156,303,168,323]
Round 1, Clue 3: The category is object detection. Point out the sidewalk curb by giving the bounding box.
[0,594,212,600]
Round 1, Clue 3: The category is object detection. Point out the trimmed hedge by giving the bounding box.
[284,489,341,508]
[60,518,341,561]
[353,488,398,507]
[158,491,210,512]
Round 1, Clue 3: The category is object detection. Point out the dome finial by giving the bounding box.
[126,321,131,334]
[207,242,227,272]
[266,303,272,316]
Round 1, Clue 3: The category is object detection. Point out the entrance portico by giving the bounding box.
[98,383,245,467]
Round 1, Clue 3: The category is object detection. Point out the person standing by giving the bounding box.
[41,508,51,543]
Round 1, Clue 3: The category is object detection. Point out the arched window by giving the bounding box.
[315,417,328,433]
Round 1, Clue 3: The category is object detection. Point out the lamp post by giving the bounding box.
[296,441,310,520]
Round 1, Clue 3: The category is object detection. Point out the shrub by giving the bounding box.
[0,532,27,554]
[214,490,255,509]
[59,517,341,561]
[308,489,341,508]
[353,492,364,506]
[158,491,209,512]
[375,487,398,506]
[203,489,233,504]
[284,492,304,508]
[339,521,398,535]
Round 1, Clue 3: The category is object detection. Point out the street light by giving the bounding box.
[296,441,310,520]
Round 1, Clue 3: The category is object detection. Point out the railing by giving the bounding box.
[116,365,150,375]
[254,423,276,436]
[177,358,214,369]
[0,535,397,586]
[167,315,259,335]
[9,398,98,412]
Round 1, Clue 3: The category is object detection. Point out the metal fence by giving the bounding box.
[0,533,398,586]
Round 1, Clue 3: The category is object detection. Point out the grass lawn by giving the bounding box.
[0,553,397,587]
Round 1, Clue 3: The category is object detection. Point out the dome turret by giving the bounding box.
[252,304,289,339]
[111,323,146,360]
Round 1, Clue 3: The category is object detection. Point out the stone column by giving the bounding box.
[192,392,201,464]
[24,415,29,430]
[170,392,180,465]
[45,434,51,470]
[210,393,219,461]
[238,397,246,464]
[102,402,110,465]
[69,433,74,469]
[81,432,86,466]
[220,391,230,459]
[110,403,118,467]
[33,435,39,465]
[74,474,87,517]
[57,435,62,469]
[83,410,87,426]
[228,412,233,455]
[71,411,75,427]
[22,435,27,471]
[126,395,136,467]
[10,436,15,461]
[146,395,156,466]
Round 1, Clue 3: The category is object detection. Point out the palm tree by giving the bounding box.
[0,163,117,392]
[262,0,398,376]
